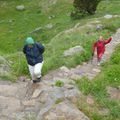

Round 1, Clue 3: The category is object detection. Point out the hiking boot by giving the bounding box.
[33,80,37,83]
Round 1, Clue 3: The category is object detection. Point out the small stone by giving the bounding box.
[104,14,113,19]
[48,16,52,19]
[19,76,26,82]
[16,5,25,11]
[52,15,55,18]
[114,15,119,18]
[82,62,87,65]
[86,95,94,105]
[60,66,70,73]
[45,23,53,29]
[8,19,15,23]
[94,20,100,23]
[48,15,55,19]
[96,24,104,31]
[92,68,101,73]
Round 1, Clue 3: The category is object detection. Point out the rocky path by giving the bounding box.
[0,29,120,120]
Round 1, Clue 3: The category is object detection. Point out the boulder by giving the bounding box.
[64,46,84,57]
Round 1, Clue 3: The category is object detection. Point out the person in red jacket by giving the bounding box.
[92,35,112,65]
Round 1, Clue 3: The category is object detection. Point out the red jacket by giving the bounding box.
[93,37,112,55]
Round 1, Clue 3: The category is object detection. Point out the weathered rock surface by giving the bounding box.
[41,101,90,120]
[64,46,84,57]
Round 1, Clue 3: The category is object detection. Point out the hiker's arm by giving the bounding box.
[37,43,45,54]
[104,37,112,44]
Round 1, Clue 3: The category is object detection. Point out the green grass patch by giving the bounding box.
[55,80,64,87]
[55,98,64,104]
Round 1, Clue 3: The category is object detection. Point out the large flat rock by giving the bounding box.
[41,101,90,120]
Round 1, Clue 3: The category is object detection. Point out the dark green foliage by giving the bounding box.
[71,0,101,19]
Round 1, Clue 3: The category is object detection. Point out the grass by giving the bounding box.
[55,80,64,87]
[55,98,64,104]
[76,45,120,120]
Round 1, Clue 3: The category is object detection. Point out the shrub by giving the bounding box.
[71,0,101,19]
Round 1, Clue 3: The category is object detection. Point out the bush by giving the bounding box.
[71,0,101,19]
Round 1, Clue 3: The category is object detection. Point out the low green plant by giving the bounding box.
[55,80,64,87]
[55,98,63,104]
